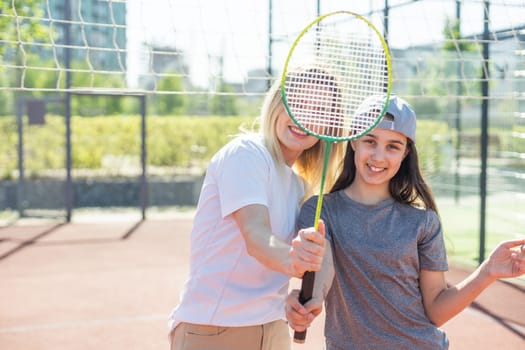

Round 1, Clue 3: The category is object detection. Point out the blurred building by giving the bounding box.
[391,24,525,129]
[138,45,189,91]
[43,0,127,72]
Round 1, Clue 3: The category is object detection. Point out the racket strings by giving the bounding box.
[283,15,389,139]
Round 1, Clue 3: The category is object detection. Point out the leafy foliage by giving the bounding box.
[210,83,238,116]
[442,17,478,53]
[154,70,188,115]
[0,1,49,57]
[0,115,257,179]
[0,114,454,180]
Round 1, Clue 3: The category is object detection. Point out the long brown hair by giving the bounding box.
[331,139,438,213]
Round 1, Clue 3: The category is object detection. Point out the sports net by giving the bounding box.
[0,0,524,266]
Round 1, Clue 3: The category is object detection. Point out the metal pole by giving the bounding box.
[64,0,73,222]
[454,0,462,204]
[267,0,273,89]
[479,0,490,265]
[384,0,389,44]
[16,98,25,218]
[140,95,147,220]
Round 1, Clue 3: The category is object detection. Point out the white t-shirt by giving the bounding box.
[168,134,304,330]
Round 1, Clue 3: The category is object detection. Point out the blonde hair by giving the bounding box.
[259,78,345,203]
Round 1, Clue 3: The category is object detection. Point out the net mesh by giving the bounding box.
[0,1,524,263]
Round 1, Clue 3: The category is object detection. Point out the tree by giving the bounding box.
[210,83,238,116]
[155,71,187,115]
[0,1,52,115]
[407,17,479,116]
[442,17,477,52]
[0,1,49,58]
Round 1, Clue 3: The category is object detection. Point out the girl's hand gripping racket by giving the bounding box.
[280,10,392,343]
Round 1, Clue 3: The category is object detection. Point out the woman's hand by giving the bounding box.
[289,220,326,277]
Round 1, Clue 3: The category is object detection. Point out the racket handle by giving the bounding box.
[293,271,315,344]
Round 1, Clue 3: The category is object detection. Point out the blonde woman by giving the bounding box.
[168,69,345,350]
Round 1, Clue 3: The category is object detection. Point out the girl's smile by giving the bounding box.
[348,127,408,202]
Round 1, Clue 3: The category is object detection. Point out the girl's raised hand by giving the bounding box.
[481,238,525,280]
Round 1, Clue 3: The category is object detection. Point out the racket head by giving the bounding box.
[281,11,392,142]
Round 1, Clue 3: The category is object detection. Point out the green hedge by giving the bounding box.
[0,115,256,179]
[0,115,452,179]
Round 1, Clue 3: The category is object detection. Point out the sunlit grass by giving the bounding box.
[438,193,524,271]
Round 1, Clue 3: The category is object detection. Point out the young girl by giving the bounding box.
[168,68,345,350]
[285,95,525,349]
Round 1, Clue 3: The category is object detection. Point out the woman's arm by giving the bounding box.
[233,204,327,278]
[420,238,525,326]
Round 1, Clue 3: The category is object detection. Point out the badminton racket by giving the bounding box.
[280,10,392,343]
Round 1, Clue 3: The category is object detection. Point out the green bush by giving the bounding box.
[416,120,450,172]
[0,115,256,179]
[0,114,454,179]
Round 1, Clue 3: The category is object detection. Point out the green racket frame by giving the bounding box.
[279,10,392,344]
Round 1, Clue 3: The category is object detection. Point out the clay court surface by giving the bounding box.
[1,212,524,350]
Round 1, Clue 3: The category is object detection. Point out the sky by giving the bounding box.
[125,0,525,88]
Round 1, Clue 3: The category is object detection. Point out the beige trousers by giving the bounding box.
[170,320,291,350]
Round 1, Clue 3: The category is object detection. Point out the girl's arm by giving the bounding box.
[233,204,327,278]
[286,239,335,331]
[420,238,525,326]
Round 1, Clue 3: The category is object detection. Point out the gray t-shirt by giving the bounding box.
[297,190,449,350]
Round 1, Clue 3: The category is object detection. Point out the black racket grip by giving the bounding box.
[293,271,315,343]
